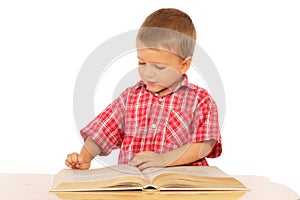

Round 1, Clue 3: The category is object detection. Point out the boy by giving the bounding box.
[66,8,221,170]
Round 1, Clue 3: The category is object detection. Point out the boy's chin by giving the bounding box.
[146,85,166,93]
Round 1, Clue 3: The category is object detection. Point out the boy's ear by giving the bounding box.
[180,56,192,74]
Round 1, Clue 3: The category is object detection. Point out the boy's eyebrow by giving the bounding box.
[137,56,166,65]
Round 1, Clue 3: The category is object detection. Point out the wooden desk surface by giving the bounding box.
[0,173,299,200]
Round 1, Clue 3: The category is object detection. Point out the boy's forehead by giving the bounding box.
[137,42,184,58]
[137,48,182,61]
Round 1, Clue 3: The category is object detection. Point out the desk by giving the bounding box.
[0,174,299,200]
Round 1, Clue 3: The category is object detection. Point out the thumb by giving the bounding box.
[77,155,86,164]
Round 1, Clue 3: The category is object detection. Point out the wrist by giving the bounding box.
[162,143,196,167]
[84,137,102,156]
[80,146,95,163]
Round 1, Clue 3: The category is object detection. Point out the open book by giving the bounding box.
[50,164,247,192]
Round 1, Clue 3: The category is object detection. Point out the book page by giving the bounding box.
[72,165,143,182]
[142,166,230,183]
[141,166,246,190]
[51,164,145,190]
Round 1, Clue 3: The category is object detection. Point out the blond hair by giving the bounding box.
[136,8,196,58]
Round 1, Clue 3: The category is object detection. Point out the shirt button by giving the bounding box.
[158,98,163,102]
[151,124,157,129]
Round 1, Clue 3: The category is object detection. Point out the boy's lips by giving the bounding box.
[146,81,157,86]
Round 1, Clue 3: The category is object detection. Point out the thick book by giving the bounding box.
[50,164,247,192]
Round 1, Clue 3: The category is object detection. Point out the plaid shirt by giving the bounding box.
[81,75,222,166]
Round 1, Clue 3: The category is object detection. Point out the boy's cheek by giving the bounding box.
[158,68,182,84]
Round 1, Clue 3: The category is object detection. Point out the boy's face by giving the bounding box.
[137,48,190,95]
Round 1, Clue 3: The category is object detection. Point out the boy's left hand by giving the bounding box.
[129,151,168,170]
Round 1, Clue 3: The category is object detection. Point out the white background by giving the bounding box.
[1,0,299,196]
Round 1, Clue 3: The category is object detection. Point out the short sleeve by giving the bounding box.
[189,91,222,158]
[80,88,129,156]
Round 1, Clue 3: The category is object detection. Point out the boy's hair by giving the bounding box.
[136,8,197,58]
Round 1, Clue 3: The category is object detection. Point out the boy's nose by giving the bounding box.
[144,65,155,78]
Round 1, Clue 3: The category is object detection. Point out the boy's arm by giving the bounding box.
[84,136,102,157]
[166,139,216,166]
[66,137,102,169]
[129,139,216,170]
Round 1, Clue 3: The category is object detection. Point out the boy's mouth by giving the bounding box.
[146,81,157,86]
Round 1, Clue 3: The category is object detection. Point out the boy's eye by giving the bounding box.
[138,62,166,70]
[154,64,166,70]
[138,61,146,66]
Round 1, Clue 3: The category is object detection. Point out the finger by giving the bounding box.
[130,154,142,166]
[71,152,79,163]
[137,161,152,171]
[76,163,81,168]
[67,154,75,165]
[66,154,71,163]
[67,154,77,166]
[65,159,73,168]
[66,157,79,169]
[133,156,151,167]
[76,156,84,167]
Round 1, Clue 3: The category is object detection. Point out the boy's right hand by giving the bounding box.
[65,152,91,170]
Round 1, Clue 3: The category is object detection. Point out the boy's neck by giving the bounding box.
[156,75,184,96]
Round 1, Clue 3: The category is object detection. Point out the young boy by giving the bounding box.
[66,8,222,170]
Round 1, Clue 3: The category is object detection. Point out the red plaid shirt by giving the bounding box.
[80,75,222,166]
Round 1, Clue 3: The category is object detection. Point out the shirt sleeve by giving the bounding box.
[80,88,129,156]
[189,90,222,158]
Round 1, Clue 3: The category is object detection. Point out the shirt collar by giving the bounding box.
[133,74,197,94]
